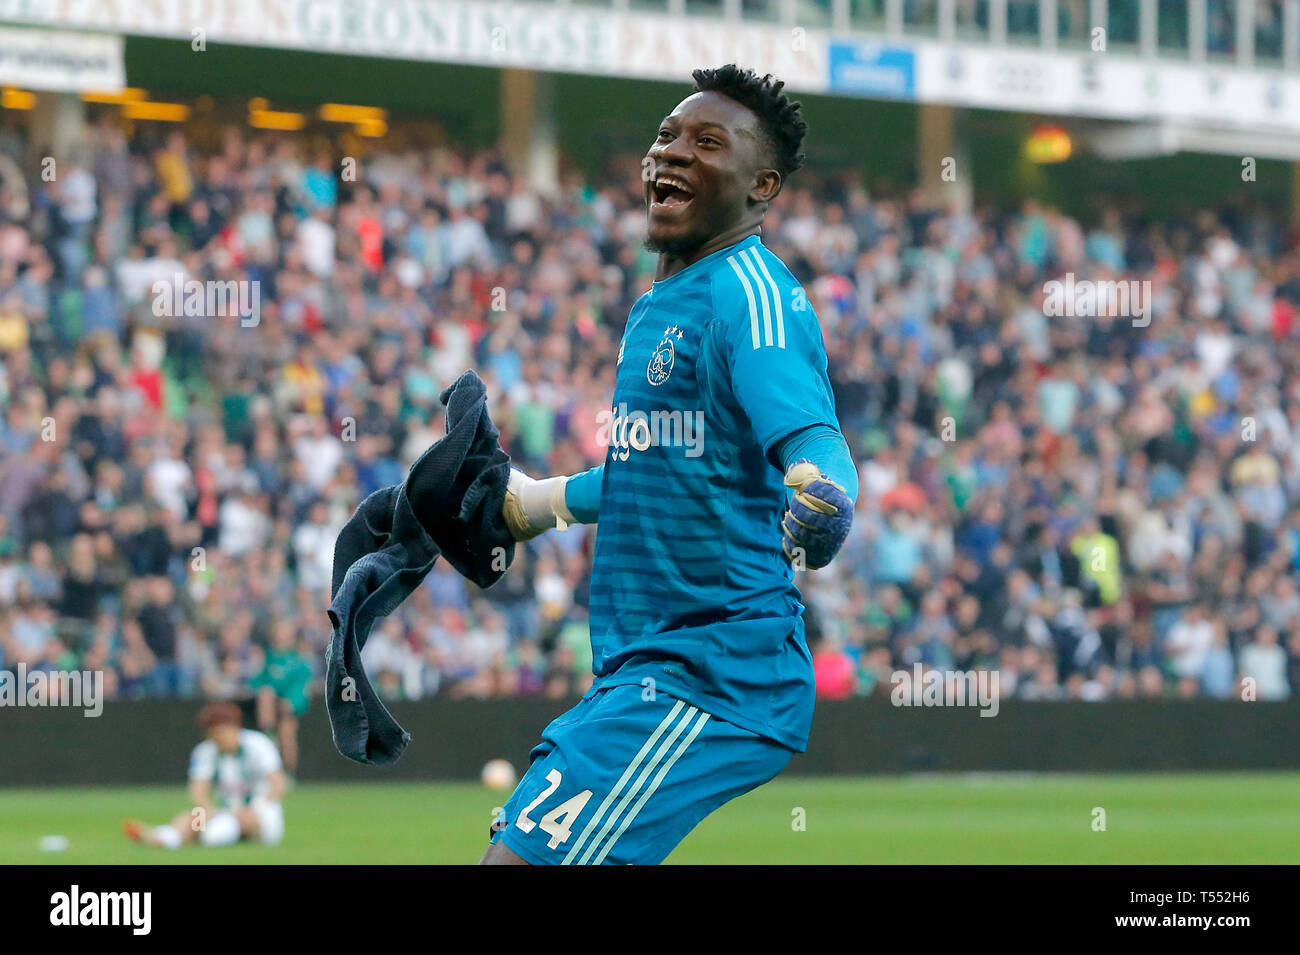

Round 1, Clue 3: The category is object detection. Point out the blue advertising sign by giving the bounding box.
[828,41,916,100]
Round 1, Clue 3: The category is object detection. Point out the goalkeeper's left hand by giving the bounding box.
[781,459,854,570]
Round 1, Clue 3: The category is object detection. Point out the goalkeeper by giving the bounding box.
[481,65,857,865]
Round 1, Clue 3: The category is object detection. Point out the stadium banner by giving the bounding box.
[0,0,828,92]
[4,0,1299,132]
[915,40,1300,135]
[0,25,123,92]
[827,40,916,100]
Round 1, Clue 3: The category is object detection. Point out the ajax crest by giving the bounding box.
[648,325,682,385]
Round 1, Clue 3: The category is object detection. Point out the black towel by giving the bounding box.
[325,369,515,765]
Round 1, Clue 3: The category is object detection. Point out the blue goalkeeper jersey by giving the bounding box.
[586,234,841,752]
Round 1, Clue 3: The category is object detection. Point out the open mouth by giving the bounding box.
[650,175,695,211]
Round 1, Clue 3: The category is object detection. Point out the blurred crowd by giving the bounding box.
[2,110,1300,714]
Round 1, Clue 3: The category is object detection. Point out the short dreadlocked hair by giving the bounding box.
[691,64,807,181]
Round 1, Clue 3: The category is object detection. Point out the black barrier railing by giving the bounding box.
[2,697,1298,786]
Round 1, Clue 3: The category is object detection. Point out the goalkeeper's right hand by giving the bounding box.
[503,468,573,541]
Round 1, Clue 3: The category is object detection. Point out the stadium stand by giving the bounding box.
[2,114,1300,710]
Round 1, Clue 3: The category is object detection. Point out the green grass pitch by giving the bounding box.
[3,774,1298,864]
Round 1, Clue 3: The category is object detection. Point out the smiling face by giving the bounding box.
[643,90,782,259]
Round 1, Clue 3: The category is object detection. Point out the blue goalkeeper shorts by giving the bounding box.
[489,683,793,865]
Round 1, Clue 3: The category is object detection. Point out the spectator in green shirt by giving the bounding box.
[253,619,314,776]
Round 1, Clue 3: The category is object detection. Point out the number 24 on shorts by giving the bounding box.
[515,769,592,849]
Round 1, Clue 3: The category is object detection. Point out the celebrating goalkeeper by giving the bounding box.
[481,65,858,865]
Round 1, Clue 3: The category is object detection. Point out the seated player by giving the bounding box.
[124,701,287,849]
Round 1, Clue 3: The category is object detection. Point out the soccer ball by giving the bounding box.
[481,759,517,791]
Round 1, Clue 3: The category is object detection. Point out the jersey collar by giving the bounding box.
[650,235,763,291]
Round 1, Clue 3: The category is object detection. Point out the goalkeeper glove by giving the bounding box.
[781,459,854,570]
[503,468,574,541]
